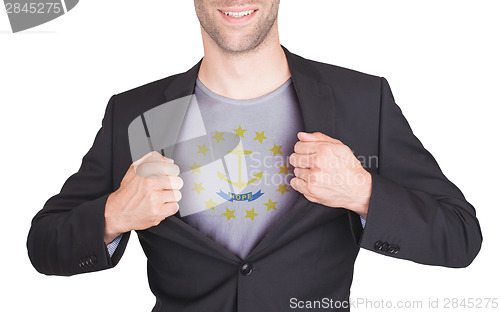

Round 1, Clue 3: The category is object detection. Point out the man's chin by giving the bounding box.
[216,36,266,55]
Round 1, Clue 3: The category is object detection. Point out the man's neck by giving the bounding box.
[197,30,291,100]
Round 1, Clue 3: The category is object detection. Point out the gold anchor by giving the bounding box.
[217,143,263,189]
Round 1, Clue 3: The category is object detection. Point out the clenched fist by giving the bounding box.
[104,151,184,244]
[289,132,372,219]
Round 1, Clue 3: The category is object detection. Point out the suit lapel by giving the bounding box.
[157,46,338,260]
[247,47,338,258]
[283,46,336,136]
[162,60,201,102]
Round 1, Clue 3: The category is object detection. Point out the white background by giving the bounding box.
[1,1,499,311]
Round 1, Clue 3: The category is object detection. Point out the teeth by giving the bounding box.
[222,10,255,18]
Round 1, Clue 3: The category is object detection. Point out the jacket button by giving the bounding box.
[240,263,253,276]
[381,242,389,252]
[374,241,383,250]
[79,258,87,267]
[393,245,400,254]
[89,256,97,265]
[387,244,395,254]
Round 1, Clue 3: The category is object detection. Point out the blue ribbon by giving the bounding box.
[217,190,264,202]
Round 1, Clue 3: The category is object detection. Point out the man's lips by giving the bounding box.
[218,8,258,24]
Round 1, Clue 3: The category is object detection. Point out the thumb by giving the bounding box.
[297,132,341,144]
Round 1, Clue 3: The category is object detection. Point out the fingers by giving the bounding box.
[157,189,182,203]
[160,176,184,190]
[141,151,174,165]
[294,141,318,154]
[162,202,180,216]
[136,161,180,179]
[145,175,183,191]
[294,138,346,157]
[297,132,342,144]
[290,177,306,193]
[164,158,174,164]
[290,177,318,202]
[294,141,338,154]
[294,167,326,186]
[134,151,161,166]
[293,167,312,182]
[133,151,157,166]
[289,153,316,168]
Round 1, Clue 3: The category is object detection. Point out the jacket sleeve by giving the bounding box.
[27,95,130,276]
[351,77,482,268]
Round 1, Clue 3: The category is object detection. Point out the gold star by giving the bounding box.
[189,162,201,174]
[278,162,292,174]
[212,130,225,143]
[244,208,259,221]
[276,184,290,196]
[233,125,247,138]
[269,143,283,156]
[197,144,210,156]
[253,131,268,144]
[263,199,278,211]
[204,198,217,210]
[222,208,236,221]
[192,182,206,195]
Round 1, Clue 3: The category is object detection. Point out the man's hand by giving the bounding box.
[289,132,372,219]
[103,151,183,244]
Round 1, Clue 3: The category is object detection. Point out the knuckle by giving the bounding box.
[295,156,305,167]
[339,144,352,156]
[312,156,322,168]
[320,144,334,157]
[317,144,328,154]
[296,156,305,167]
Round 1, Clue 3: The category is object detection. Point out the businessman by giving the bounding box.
[27,1,482,311]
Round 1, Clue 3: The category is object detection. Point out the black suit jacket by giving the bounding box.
[27,46,482,311]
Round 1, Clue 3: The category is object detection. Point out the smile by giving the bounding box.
[220,10,256,18]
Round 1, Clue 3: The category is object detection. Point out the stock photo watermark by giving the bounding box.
[290,297,499,310]
[3,0,79,32]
